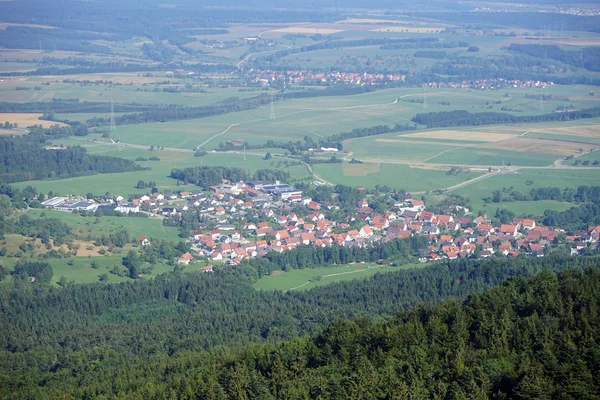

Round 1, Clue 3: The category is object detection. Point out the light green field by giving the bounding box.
[26,209,181,242]
[452,168,600,214]
[313,163,482,191]
[426,148,558,167]
[0,255,203,286]
[474,199,575,216]
[254,262,423,291]
[0,77,257,106]
[83,85,600,156]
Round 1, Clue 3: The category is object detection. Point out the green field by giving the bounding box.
[426,148,558,167]
[66,85,600,152]
[0,76,257,106]
[0,254,204,286]
[26,209,181,242]
[451,168,600,214]
[313,162,482,191]
[254,262,424,291]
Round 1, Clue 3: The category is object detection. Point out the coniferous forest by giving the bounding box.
[1,253,600,398]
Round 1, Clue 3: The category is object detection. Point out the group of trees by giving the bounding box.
[169,166,291,189]
[0,134,142,183]
[412,106,600,128]
[11,260,53,283]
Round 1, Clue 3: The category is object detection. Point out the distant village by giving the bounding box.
[243,68,551,91]
[41,178,600,268]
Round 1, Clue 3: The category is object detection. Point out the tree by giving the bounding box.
[265,152,272,160]
[122,249,142,279]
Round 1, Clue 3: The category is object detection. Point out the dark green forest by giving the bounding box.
[0,135,142,183]
[1,254,599,398]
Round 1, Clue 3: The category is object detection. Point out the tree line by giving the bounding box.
[412,106,600,128]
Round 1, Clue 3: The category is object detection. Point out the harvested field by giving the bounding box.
[0,128,26,135]
[0,22,55,30]
[479,137,593,155]
[371,27,444,33]
[269,27,344,35]
[533,124,600,138]
[0,113,68,128]
[342,162,380,176]
[338,18,407,24]
[375,138,466,147]
[399,130,517,142]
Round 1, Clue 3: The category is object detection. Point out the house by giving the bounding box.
[359,225,373,238]
[276,230,290,240]
[177,252,193,265]
[139,236,150,246]
[201,265,214,273]
[300,232,316,245]
[500,224,518,236]
[307,201,321,211]
[211,251,223,261]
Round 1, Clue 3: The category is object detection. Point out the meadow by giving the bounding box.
[450,168,600,215]
[26,209,181,242]
[254,262,424,291]
[0,254,204,286]
[312,163,483,191]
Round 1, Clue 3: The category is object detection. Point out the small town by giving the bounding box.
[41,178,600,268]
[243,68,551,91]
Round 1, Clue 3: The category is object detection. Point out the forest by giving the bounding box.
[1,253,599,397]
[0,134,142,183]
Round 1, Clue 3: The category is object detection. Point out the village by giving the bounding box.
[243,68,552,91]
[40,178,600,269]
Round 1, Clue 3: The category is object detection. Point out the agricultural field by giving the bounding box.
[62,84,599,153]
[0,113,68,128]
[449,168,600,215]
[313,163,483,191]
[254,262,424,291]
[0,76,258,106]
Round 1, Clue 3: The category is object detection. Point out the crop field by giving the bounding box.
[314,163,482,191]
[451,168,600,214]
[254,262,424,291]
[426,148,558,166]
[80,85,600,152]
[0,113,68,128]
[0,77,256,106]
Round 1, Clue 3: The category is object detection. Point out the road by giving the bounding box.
[197,123,239,149]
